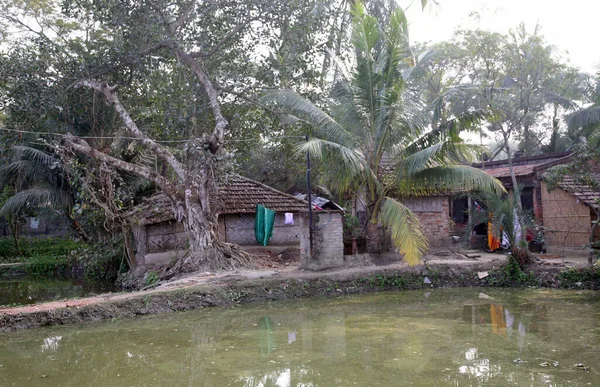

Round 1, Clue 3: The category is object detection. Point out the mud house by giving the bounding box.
[127,175,344,270]
[455,152,600,252]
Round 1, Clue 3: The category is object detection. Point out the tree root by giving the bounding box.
[161,242,254,280]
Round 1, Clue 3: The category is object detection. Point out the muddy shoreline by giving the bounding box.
[1,259,599,333]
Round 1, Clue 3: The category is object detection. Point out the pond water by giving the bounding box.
[0,288,599,386]
[0,278,115,307]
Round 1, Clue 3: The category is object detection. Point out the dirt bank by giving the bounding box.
[1,254,598,333]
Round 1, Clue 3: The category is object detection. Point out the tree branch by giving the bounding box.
[62,134,180,200]
[170,47,227,153]
[75,79,187,181]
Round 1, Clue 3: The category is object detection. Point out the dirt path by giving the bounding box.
[0,252,506,318]
[3,250,591,333]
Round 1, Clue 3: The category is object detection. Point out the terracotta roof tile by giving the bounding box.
[128,175,309,224]
[558,176,600,209]
[482,163,540,178]
[216,175,308,214]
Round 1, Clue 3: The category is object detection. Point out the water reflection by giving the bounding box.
[41,336,62,353]
[0,289,598,386]
[459,301,553,383]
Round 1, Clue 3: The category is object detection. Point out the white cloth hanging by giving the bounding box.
[284,213,294,225]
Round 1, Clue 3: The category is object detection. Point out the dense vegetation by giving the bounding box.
[0,0,598,274]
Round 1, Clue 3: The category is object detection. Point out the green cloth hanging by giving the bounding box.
[255,204,276,246]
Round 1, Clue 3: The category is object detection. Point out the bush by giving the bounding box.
[0,237,82,262]
[25,254,74,277]
[72,236,128,282]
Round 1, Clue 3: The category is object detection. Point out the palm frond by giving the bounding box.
[350,1,381,129]
[402,110,489,156]
[260,90,358,146]
[295,138,363,174]
[402,165,505,196]
[13,145,57,166]
[0,186,72,217]
[568,105,600,129]
[379,197,428,266]
[399,142,484,175]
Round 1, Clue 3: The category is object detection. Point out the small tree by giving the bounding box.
[263,1,504,265]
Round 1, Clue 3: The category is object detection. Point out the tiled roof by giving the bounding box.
[482,163,543,178]
[216,175,308,214]
[128,175,309,224]
[479,153,573,179]
[558,176,600,209]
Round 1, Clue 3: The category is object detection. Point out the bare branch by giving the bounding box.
[62,134,180,200]
[170,47,227,153]
[75,79,187,181]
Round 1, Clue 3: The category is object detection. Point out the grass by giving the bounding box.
[0,237,83,263]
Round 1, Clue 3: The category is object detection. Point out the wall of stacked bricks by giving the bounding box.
[299,212,344,269]
[403,197,450,246]
[224,213,302,246]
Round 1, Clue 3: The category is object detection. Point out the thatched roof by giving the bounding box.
[126,175,309,225]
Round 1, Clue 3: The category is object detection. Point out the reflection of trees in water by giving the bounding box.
[1,292,597,386]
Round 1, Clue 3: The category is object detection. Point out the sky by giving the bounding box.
[404,0,600,74]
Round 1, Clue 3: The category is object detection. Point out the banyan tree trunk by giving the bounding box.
[166,184,252,275]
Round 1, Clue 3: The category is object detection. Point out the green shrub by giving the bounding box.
[145,271,159,287]
[0,237,83,262]
[24,254,73,277]
[73,236,127,282]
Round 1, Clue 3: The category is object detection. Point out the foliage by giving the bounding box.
[144,271,159,287]
[427,25,572,157]
[486,255,536,286]
[263,1,504,265]
[24,254,74,277]
[0,237,82,262]
[467,186,535,248]
[342,214,361,238]
[73,237,127,282]
[565,72,600,142]
[558,267,600,285]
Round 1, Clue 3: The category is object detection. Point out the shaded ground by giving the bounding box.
[1,247,597,332]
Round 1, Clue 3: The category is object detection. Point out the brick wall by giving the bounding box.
[300,212,344,270]
[403,197,450,246]
[224,213,302,246]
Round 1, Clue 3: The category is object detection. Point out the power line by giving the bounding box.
[0,127,189,143]
[0,127,305,144]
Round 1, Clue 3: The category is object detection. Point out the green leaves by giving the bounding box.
[262,1,507,266]
[403,165,505,196]
[350,1,380,56]
[379,197,427,266]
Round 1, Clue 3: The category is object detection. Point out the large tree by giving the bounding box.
[263,2,504,265]
[424,25,572,243]
[0,0,346,272]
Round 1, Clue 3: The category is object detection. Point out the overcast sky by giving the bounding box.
[404,0,599,74]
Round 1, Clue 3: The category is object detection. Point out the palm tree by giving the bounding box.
[0,145,90,241]
[263,1,504,265]
[567,72,600,140]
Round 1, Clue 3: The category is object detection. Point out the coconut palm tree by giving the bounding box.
[0,145,90,241]
[262,1,504,265]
